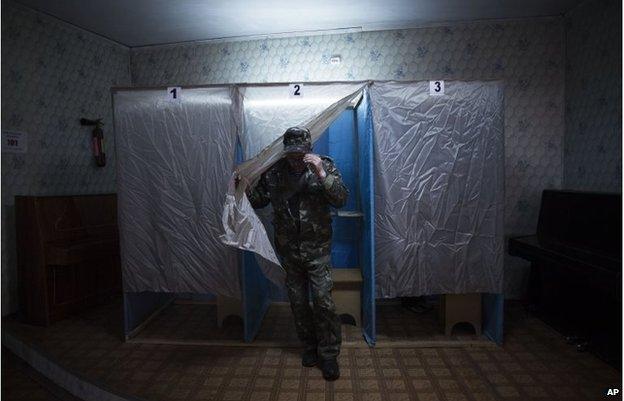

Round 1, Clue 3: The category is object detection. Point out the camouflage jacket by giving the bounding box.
[248,156,348,257]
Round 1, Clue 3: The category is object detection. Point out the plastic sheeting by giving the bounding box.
[114,80,504,300]
[239,84,366,159]
[114,87,240,297]
[220,83,367,283]
[370,81,505,298]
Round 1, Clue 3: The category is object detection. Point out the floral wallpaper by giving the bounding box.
[2,1,579,311]
[1,2,131,314]
[130,18,566,298]
[564,0,622,192]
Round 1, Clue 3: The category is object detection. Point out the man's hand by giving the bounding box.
[303,153,327,179]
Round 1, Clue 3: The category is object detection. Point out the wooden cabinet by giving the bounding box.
[15,194,121,325]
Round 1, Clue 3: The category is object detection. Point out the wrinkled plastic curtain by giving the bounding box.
[221,83,367,284]
[114,87,240,297]
[239,84,365,159]
[370,81,505,298]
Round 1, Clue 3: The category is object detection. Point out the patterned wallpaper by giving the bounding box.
[564,0,622,192]
[1,3,573,313]
[130,17,566,298]
[1,2,131,314]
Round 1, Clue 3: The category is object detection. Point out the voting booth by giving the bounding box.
[112,80,504,346]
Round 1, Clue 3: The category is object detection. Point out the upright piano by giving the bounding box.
[509,189,621,367]
[15,194,121,325]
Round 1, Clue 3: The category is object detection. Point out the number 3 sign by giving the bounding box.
[289,83,304,98]
[429,80,445,96]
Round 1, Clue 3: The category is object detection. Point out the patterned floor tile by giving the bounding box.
[2,300,621,401]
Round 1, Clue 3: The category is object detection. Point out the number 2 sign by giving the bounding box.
[289,83,304,98]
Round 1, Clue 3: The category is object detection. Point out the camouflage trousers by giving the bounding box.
[282,252,342,360]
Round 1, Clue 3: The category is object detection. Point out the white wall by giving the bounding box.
[130,18,566,298]
[1,4,570,313]
[1,2,131,315]
[564,0,622,192]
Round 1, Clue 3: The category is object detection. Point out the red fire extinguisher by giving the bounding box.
[80,118,106,167]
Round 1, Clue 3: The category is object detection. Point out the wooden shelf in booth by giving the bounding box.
[331,268,363,291]
[331,211,364,218]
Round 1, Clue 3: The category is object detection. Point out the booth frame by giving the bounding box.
[112,79,505,347]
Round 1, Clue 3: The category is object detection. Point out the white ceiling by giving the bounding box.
[15,0,584,47]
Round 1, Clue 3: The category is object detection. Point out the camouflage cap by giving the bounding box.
[283,127,312,154]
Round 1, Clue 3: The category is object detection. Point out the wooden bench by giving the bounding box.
[439,293,482,336]
[331,268,362,327]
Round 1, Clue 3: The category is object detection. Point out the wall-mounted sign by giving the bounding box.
[429,80,445,96]
[2,130,27,153]
[167,86,182,101]
[289,83,304,98]
[330,56,342,65]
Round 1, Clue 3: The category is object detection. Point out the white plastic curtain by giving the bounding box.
[238,84,366,159]
[114,87,240,296]
[220,83,367,285]
[370,81,505,297]
[114,80,504,298]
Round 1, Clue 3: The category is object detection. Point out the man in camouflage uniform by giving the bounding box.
[247,126,348,381]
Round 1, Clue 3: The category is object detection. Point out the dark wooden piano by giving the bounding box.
[509,189,621,367]
[15,194,122,325]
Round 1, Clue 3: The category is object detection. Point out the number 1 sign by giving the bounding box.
[167,87,182,102]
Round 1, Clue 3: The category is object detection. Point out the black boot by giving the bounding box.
[320,358,340,381]
[301,347,318,367]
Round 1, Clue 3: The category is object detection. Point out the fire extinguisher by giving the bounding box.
[80,118,106,167]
